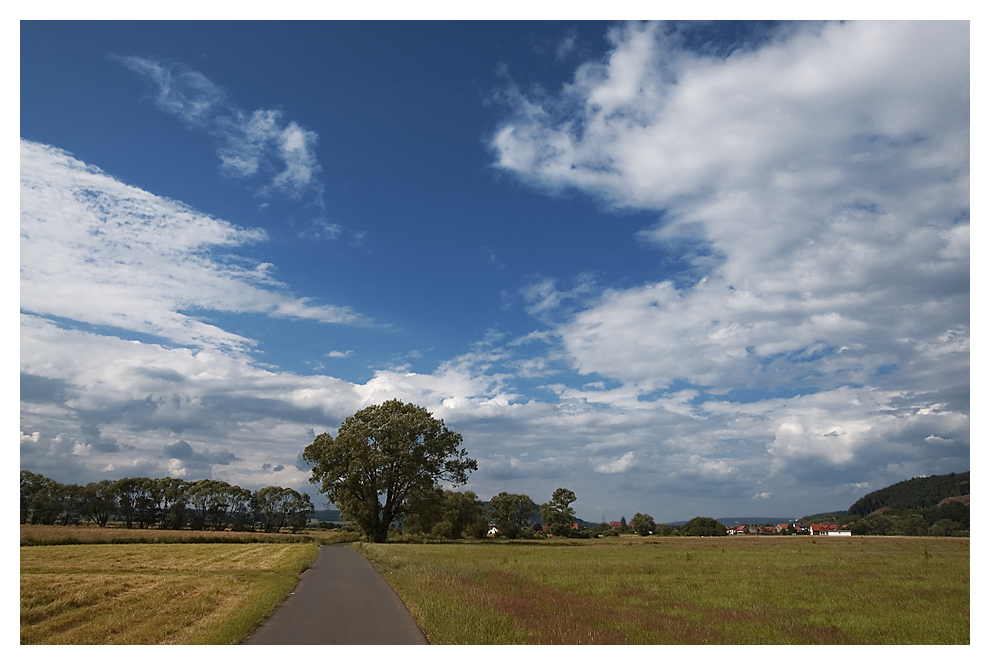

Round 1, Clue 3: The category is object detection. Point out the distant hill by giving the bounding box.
[660,517,799,527]
[715,517,802,526]
[848,471,970,516]
[799,511,850,523]
[308,509,341,522]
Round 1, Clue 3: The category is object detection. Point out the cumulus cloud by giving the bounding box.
[594,451,635,474]
[475,21,970,516]
[163,439,239,467]
[492,21,968,396]
[18,23,969,521]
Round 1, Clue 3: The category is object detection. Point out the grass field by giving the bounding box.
[356,536,970,645]
[20,540,319,644]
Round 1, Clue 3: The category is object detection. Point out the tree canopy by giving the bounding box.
[20,470,312,532]
[630,512,656,536]
[680,516,727,536]
[488,492,537,539]
[302,400,477,542]
[540,487,577,536]
[403,489,488,539]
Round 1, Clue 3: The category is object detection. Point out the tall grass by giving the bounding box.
[356,536,969,644]
[20,542,319,644]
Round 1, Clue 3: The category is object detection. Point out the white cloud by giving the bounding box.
[481,20,969,514]
[554,29,579,61]
[490,20,968,403]
[270,122,322,199]
[116,56,225,125]
[20,140,363,354]
[519,273,598,323]
[18,23,969,522]
[594,451,635,474]
[117,56,325,205]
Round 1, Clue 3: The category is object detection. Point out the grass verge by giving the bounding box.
[20,541,319,644]
[355,536,969,645]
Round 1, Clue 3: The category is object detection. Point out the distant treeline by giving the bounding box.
[843,470,969,537]
[20,471,314,533]
[793,473,970,537]
[843,499,969,536]
[848,471,969,516]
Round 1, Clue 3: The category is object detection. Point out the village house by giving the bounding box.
[808,523,840,535]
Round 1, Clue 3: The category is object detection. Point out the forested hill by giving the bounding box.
[848,471,969,516]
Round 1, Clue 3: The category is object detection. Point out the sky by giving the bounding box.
[18,19,971,523]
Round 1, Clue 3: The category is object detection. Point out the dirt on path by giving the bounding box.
[242,544,429,645]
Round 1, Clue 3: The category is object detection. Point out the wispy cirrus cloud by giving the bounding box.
[114,55,326,207]
[20,139,364,354]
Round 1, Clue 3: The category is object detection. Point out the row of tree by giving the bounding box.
[396,489,729,540]
[20,471,313,533]
[392,488,579,540]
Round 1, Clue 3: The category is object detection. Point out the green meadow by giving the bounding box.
[356,535,969,644]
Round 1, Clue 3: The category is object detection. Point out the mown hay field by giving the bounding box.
[19,523,324,546]
[356,536,969,645]
[20,541,319,644]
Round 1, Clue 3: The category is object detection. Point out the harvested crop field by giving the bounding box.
[20,542,318,644]
[19,524,318,546]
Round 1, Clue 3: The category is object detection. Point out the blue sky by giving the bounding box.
[19,19,970,523]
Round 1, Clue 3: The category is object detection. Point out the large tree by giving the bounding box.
[630,512,656,536]
[678,516,727,537]
[303,400,477,543]
[252,486,314,533]
[80,480,117,527]
[404,489,488,539]
[488,492,537,539]
[540,487,577,536]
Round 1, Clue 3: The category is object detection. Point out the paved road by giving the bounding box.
[242,544,429,645]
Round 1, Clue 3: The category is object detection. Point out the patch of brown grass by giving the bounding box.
[21,542,307,572]
[21,573,255,644]
[20,542,318,644]
[20,524,321,545]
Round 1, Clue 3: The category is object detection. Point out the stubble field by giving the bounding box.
[20,540,319,644]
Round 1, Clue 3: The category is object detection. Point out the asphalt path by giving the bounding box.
[242,544,429,645]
